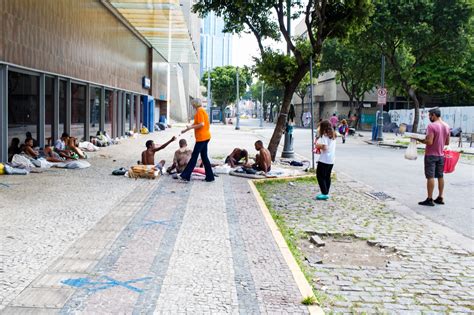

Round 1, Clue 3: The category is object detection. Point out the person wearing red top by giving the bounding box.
[179,99,215,182]
[412,108,450,206]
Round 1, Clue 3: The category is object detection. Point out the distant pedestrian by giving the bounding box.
[315,120,336,200]
[412,108,450,206]
[338,119,349,143]
[179,99,215,182]
[329,113,339,128]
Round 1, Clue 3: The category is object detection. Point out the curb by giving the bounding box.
[248,180,325,315]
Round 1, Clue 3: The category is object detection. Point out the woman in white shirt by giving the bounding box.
[315,120,336,200]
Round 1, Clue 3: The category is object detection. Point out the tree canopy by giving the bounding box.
[194,0,372,159]
[320,34,380,120]
[201,66,251,122]
[365,0,473,131]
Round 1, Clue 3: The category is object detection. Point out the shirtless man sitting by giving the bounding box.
[167,139,192,174]
[141,136,176,171]
[225,148,249,168]
[250,140,272,173]
[24,138,63,163]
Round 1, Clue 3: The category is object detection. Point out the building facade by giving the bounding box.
[0,0,200,163]
[200,12,232,77]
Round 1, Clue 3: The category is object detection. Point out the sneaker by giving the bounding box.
[418,198,435,206]
[316,194,329,200]
[434,197,445,205]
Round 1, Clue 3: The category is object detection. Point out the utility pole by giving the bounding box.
[235,67,240,130]
[310,57,315,170]
[282,0,295,158]
[260,81,264,128]
[376,55,385,141]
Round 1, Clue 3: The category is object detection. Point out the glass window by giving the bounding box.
[71,83,86,141]
[125,94,131,132]
[59,80,67,138]
[105,90,114,137]
[90,87,101,138]
[45,77,54,144]
[8,71,39,147]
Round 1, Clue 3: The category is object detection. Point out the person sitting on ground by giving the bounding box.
[40,145,64,163]
[141,136,177,172]
[249,140,272,173]
[25,132,39,148]
[8,137,21,162]
[66,136,87,159]
[24,138,63,163]
[225,148,249,168]
[166,139,192,174]
[23,138,39,159]
[55,132,74,159]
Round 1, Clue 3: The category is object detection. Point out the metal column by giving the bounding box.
[100,87,105,132]
[53,77,60,142]
[65,79,71,134]
[85,84,91,141]
[38,73,46,148]
[0,65,8,163]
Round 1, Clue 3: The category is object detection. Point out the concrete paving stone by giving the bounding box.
[30,273,89,289]
[47,259,97,273]
[9,288,74,308]
[1,307,60,314]
[61,247,106,261]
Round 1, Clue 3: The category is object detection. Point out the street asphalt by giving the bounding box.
[239,118,474,239]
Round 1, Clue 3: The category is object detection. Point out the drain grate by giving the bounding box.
[365,191,395,201]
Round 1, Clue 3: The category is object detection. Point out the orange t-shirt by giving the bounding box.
[194,107,211,142]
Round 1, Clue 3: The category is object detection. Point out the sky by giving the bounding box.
[231,15,304,68]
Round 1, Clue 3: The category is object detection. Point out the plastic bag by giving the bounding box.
[12,154,35,169]
[443,149,460,174]
[404,139,418,160]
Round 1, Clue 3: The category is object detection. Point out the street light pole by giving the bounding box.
[310,57,315,170]
[235,67,240,130]
[376,55,385,141]
[260,81,264,128]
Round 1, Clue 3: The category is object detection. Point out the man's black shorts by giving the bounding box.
[424,155,444,179]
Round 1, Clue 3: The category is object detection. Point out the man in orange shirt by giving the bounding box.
[179,99,215,182]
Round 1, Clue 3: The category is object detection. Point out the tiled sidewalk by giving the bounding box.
[3,176,310,314]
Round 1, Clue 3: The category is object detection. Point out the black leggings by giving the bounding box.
[316,162,334,195]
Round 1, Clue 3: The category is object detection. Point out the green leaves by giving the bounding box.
[201,66,251,107]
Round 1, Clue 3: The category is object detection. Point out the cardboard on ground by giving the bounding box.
[404,132,426,140]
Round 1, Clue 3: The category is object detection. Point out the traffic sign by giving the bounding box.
[377,88,387,105]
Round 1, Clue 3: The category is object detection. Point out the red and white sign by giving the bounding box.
[377,88,387,105]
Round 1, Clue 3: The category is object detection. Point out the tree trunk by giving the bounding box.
[407,86,420,133]
[268,81,301,160]
[355,102,363,130]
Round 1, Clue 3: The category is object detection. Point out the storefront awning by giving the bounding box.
[106,0,198,64]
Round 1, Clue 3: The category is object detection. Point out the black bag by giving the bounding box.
[112,167,127,176]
